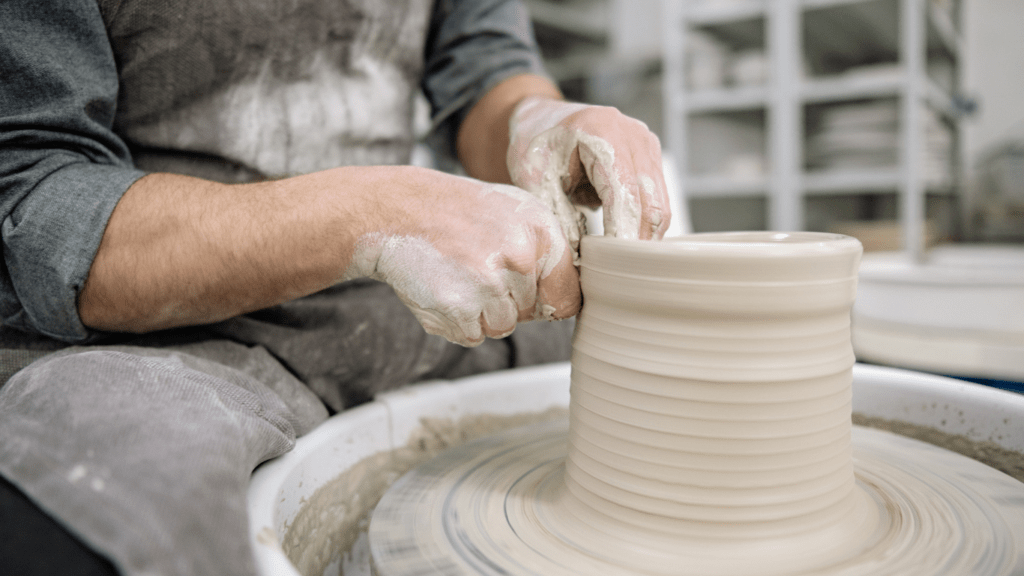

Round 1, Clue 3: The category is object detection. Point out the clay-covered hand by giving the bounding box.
[507,96,672,259]
[342,167,580,347]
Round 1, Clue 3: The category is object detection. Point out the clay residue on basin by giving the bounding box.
[853,413,1024,482]
[280,407,567,576]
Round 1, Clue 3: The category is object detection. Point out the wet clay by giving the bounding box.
[367,233,1024,575]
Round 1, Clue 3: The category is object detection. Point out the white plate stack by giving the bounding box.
[806,100,952,185]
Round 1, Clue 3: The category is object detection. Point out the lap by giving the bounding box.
[0,346,315,576]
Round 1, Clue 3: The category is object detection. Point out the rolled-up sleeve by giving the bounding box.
[421,0,551,152]
[0,0,145,342]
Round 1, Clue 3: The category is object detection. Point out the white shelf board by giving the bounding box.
[683,86,768,113]
[802,71,902,103]
[682,73,953,113]
[686,175,768,198]
[802,168,955,195]
[686,170,955,198]
[801,73,957,118]
[803,168,901,194]
[686,0,766,25]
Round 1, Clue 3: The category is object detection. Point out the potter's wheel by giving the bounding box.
[369,420,1024,575]
[367,233,1024,576]
[247,233,1024,576]
[247,363,1024,576]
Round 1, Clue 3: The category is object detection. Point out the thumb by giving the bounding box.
[534,230,581,321]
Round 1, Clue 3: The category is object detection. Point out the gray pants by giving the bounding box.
[0,280,573,576]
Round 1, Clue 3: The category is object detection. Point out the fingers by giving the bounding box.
[511,102,672,241]
[632,144,673,240]
[534,238,581,320]
[410,306,485,348]
[575,114,671,241]
[480,273,521,337]
[576,136,640,239]
[486,185,581,323]
[413,241,577,347]
[381,178,579,348]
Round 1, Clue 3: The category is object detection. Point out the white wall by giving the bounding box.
[962,1,1024,169]
[608,0,663,61]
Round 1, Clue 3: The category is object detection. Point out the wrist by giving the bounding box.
[457,74,562,183]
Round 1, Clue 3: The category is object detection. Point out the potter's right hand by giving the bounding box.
[342,167,580,347]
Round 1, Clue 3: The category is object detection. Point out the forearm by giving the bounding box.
[77,163,582,341]
[456,73,562,184]
[78,168,385,333]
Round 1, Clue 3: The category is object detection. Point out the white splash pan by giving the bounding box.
[247,362,1024,576]
[853,244,1024,380]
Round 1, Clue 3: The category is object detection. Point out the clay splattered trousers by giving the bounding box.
[0,280,574,576]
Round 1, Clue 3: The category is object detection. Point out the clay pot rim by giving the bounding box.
[581,232,863,258]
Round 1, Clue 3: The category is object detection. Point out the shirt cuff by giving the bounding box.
[0,158,146,342]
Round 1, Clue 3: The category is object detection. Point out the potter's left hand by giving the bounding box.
[506,97,672,258]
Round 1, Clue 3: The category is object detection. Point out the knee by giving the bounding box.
[0,349,298,468]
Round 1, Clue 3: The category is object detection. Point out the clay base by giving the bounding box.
[369,419,1024,576]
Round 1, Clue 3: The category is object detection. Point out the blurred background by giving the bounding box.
[523,0,1024,247]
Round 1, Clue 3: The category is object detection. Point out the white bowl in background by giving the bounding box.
[853,245,1024,381]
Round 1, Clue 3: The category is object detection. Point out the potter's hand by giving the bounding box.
[507,96,671,259]
[342,167,579,347]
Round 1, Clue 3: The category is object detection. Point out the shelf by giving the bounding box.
[680,73,953,113]
[683,86,768,112]
[803,72,958,118]
[803,168,901,194]
[686,0,766,25]
[685,175,767,198]
[802,71,902,103]
[803,168,955,195]
[687,170,954,198]
[666,0,961,240]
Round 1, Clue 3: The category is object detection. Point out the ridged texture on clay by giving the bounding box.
[566,232,865,539]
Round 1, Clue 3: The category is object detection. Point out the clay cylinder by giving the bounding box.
[566,232,864,539]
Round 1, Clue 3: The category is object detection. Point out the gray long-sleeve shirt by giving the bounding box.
[0,0,548,343]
